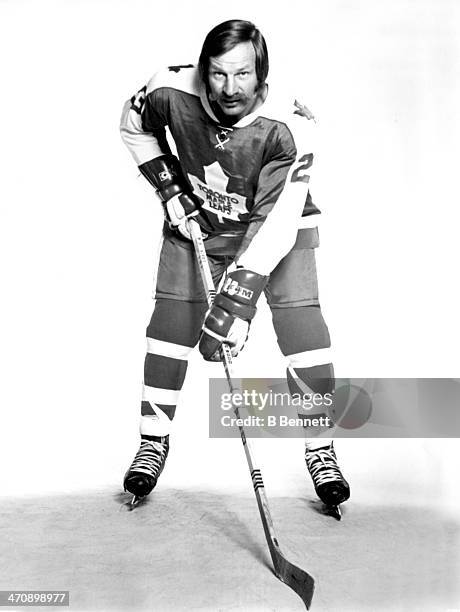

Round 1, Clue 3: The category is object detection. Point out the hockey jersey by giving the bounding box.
[120,64,320,275]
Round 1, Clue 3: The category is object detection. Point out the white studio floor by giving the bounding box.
[1,418,459,612]
[0,486,458,612]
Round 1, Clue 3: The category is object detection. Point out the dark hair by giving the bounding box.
[198,20,269,88]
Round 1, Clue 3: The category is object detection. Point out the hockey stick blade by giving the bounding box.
[247,434,315,609]
[274,551,315,609]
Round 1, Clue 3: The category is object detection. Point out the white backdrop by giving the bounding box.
[0,0,459,515]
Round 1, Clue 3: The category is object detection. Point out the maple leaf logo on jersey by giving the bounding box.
[187,162,248,223]
[294,99,316,122]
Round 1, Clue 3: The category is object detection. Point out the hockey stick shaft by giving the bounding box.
[187,221,275,530]
[187,219,315,609]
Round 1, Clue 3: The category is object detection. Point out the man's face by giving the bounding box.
[207,41,260,123]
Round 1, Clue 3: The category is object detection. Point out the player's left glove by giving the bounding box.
[199,268,268,361]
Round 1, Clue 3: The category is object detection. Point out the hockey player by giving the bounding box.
[120,20,350,509]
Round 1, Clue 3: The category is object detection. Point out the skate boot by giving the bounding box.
[123,435,169,499]
[305,442,350,509]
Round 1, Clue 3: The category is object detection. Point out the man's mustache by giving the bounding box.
[208,92,244,102]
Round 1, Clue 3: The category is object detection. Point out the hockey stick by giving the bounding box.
[187,219,315,610]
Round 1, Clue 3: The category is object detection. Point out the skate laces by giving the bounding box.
[305,445,344,486]
[130,439,168,477]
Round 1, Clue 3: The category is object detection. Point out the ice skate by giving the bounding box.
[123,436,169,501]
[305,442,350,518]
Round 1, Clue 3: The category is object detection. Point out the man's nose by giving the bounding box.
[223,76,236,96]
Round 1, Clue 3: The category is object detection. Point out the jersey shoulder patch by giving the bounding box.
[146,65,200,97]
[293,99,316,121]
[167,64,194,73]
[258,92,318,152]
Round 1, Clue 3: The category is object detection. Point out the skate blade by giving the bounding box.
[119,493,146,512]
[324,504,342,520]
[130,495,139,508]
[128,494,147,510]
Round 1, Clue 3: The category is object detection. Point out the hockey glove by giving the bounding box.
[138,155,211,240]
[199,268,268,361]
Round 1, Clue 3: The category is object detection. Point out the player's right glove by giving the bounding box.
[199,268,268,361]
[138,155,211,240]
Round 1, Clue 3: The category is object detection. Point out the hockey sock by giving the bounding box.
[305,439,333,451]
